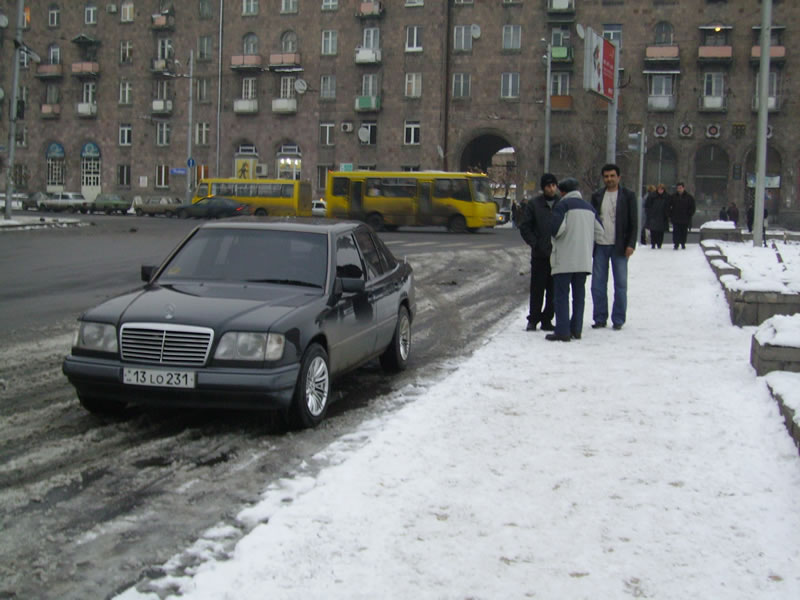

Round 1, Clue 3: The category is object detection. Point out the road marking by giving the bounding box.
[403,241,439,247]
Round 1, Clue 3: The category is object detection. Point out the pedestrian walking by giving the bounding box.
[545,178,604,342]
[589,163,638,331]
[645,183,670,249]
[668,182,696,250]
[641,184,655,246]
[519,173,559,332]
[727,201,739,227]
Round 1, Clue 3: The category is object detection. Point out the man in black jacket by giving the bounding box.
[519,173,559,331]
[590,163,638,330]
[669,182,696,250]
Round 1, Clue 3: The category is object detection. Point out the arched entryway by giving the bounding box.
[694,144,729,210]
[645,142,678,188]
[80,142,101,201]
[744,145,782,217]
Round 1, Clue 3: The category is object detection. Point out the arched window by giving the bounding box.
[276,143,302,180]
[654,22,673,45]
[281,31,298,53]
[243,33,258,55]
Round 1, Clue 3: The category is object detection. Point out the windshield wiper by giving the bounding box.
[245,278,322,288]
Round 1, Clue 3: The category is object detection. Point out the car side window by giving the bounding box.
[354,228,383,279]
[335,234,365,280]
[372,232,398,272]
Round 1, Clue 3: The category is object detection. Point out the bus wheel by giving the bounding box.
[365,212,384,231]
[254,208,267,217]
[447,214,467,233]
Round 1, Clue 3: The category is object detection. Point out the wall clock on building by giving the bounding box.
[705,124,721,139]
[653,124,667,138]
[679,123,693,137]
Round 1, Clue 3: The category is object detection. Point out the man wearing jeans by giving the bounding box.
[590,163,638,330]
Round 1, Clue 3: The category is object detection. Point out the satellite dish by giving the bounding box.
[357,126,370,143]
[294,78,308,94]
[471,24,481,39]
[576,24,585,40]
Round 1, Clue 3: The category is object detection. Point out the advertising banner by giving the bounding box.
[583,27,617,102]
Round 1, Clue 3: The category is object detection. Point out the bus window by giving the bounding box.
[332,177,350,196]
[366,178,381,196]
[281,184,294,198]
[471,178,491,203]
[381,178,416,197]
[196,183,210,197]
[214,182,235,196]
[452,179,470,201]
[235,183,256,197]
[433,179,452,198]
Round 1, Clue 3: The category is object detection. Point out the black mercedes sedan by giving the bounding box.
[176,196,252,219]
[62,219,415,428]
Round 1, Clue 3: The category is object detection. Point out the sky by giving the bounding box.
[112,234,800,600]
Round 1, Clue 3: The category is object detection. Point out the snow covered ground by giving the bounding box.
[115,241,800,600]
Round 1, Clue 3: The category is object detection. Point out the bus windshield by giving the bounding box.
[471,178,492,203]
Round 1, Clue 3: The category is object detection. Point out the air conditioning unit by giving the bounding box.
[255,163,268,177]
[706,123,721,139]
[341,121,354,133]
[107,3,117,13]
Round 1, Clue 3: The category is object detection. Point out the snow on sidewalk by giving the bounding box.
[119,246,800,600]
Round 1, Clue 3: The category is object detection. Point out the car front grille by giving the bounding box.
[120,323,214,366]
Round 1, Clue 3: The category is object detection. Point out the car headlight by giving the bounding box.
[214,332,285,361]
[74,322,118,353]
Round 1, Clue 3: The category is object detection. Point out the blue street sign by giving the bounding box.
[187,158,195,167]
[171,167,188,175]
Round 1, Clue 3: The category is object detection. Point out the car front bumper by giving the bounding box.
[63,355,301,411]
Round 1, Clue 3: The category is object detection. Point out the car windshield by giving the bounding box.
[159,228,328,288]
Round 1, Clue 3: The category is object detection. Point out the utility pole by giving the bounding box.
[606,38,619,164]
[543,42,552,173]
[3,0,24,220]
[753,0,772,247]
[185,50,194,205]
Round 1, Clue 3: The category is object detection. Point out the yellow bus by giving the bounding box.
[325,171,496,232]
[192,178,312,217]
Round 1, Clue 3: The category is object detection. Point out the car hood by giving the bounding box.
[81,282,323,331]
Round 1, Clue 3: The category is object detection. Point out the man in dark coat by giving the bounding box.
[668,182,696,250]
[519,173,559,331]
[590,163,638,330]
[645,183,670,249]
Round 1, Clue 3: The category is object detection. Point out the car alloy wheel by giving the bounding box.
[379,306,411,371]
[290,343,330,428]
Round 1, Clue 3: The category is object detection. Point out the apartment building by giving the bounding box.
[0,0,797,225]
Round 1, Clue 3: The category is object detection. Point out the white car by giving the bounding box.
[312,199,327,217]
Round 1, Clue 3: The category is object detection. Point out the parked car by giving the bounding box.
[132,195,183,217]
[22,191,50,211]
[177,196,252,219]
[312,199,327,217]
[62,219,415,428]
[93,193,131,215]
[0,192,32,210]
[39,192,91,213]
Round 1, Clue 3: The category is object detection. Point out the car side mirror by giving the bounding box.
[340,277,365,294]
[141,265,156,282]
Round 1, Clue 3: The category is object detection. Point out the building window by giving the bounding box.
[119,80,132,104]
[401,165,420,171]
[454,0,473,4]
[603,24,622,48]
[195,122,210,145]
[48,4,60,27]
[120,1,134,22]
[502,25,521,51]
[551,71,570,95]
[452,73,470,99]
[48,157,65,186]
[199,0,213,18]
[649,74,673,97]
[15,125,27,147]
[363,27,380,50]
[243,0,258,15]
[648,74,675,110]
[45,84,60,104]
[360,121,377,145]
[551,27,570,47]
[320,75,336,99]
[156,165,170,188]
[454,26,472,51]
[404,121,420,145]
[158,38,173,60]
[654,22,673,45]
[117,164,131,187]
[197,78,210,102]
[361,73,378,97]
[243,33,258,55]
[155,79,170,100]
[85,2,97,25]
[48,44,61,64]
[119,124,132,146]
[322,0,338,10]
[405,0,423,5]
[401,26,421,52]
[702,28,728,46]
[19,50,29,69]
[82,82,96,104]
[282,0,298,13]
[501,72,520,99]
[702,71,726,109]
[752,71,779,110]
[120,40,133,63]
[317,165,331,190]
[282,31,298,53]
[199,35,212,61]
[242,77,257,99]
[319,122,335,146]
[405,73,422,98]
[280,76,296,99]
[156,122,171,146]
[322,30,338,55]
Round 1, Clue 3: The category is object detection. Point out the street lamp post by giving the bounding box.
[543,41,552,174]
[3,0,25,220]
[185,50,194,205]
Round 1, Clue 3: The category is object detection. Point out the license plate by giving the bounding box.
[123,367,195,389]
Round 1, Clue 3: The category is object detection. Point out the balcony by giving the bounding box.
[151,13,175,31]
[354,95,381,112]
[697,46,733,63]
[271,98,297,114]
[231,54,264,70]
[551,95,573,111]
[355,47,381,64]
[752,95,779,112]
[40,104,61,119]
[151,99,173,114]
[645,45,680,66]
[551,45,573,63]
[235,98,260,114]
[35,63,63,78]
[750,45,786,65]
[547,0,575,23]
[647,95,676,111]
[151,58,174,73]
[356,1,384,17]
[76,102,97,117]
[268,53,302,72]
[698,95,728,112]
[71,62,100,78]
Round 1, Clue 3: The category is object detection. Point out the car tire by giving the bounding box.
[135,208,144,216]
[288,343,330,429]
[178,209,189,219]
[447,214,467,233]
[165,210,174,218]
[254,208,267,216]
[379,305,411,372]
[365,212,384,231]
[78,394,126,416]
